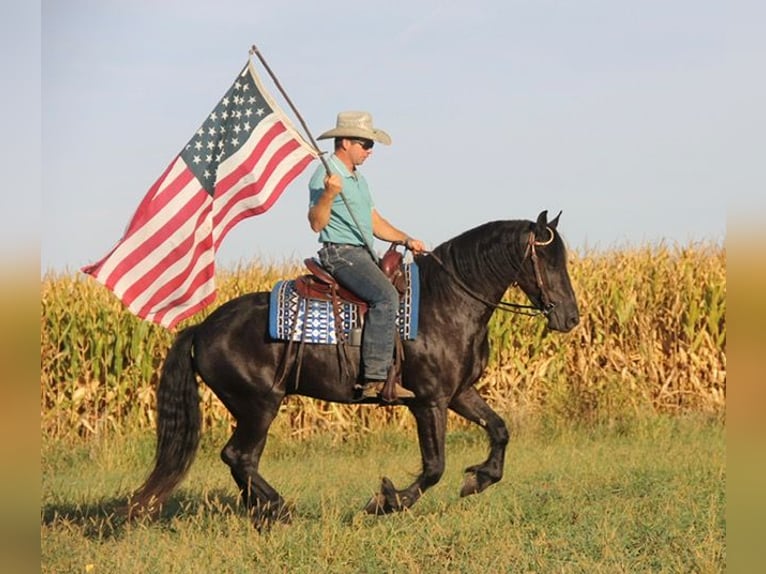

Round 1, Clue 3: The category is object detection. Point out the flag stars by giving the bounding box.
[180,70,274,193]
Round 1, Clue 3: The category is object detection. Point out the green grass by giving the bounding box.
[41,416,724,573]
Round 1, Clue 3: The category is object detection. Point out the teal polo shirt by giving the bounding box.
[308,155,375,247]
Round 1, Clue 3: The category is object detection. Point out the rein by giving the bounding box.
[424,227,557,318]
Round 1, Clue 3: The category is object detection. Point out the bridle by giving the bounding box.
[425,226,558,317]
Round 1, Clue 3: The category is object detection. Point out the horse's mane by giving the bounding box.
[416,219,563,302]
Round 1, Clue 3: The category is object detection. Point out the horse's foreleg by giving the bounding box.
[364,404,447,515]
[448,386,509,497]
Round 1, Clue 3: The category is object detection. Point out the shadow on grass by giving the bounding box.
[41,489,243,539]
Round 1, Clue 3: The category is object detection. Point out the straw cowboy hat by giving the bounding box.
[317,111,392,145]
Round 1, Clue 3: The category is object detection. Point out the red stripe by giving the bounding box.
[214,152,314,248]
[164,290,218,330]
[103,175,208,290]
[123,160,179,234]
[134,212,214,318]
[121,198,213,309]
[150,260,216,328]
[214,121,286,196]
[214,136,299,219]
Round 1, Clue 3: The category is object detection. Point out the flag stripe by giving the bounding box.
[140,239,215,324]
[215,150,314,247]
[122,159,180,235]
[214,118,287,195]
[109,178,211,297]
[124,198,213,312]
[214,130,304,234]
[81,157,192,278]
[151,266,217,328]
[93,157,197,285]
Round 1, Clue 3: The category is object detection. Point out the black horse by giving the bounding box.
[130,210,579,528]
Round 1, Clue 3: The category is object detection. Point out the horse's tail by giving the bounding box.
[129,325,201,516]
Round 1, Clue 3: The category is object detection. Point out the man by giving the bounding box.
[308,111,426,401]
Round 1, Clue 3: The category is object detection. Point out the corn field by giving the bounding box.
[40,244,725,440]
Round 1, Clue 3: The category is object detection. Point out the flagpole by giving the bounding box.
[249,45,331,176]
[250,44,380,262]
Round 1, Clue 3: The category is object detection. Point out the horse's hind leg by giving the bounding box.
[220,401,289,530]
[449,386,510,497]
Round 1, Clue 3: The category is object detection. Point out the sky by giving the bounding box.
[38,0,764,273]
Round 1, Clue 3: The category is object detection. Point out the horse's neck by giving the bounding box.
[451,234,525,300]
[423,245,517,317]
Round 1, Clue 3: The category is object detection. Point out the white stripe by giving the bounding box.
[215,113,282,180]
[151,274,216,329]
[214,144,311,236]
[215,120,295,198]
[108,183,211,298]
[122,203,214,313]
[94,156,191,282]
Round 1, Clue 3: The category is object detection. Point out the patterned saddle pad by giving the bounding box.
[269,262,420,344]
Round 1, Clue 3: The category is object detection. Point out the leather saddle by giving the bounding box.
[294,244,408,311]
[295,258,369,314]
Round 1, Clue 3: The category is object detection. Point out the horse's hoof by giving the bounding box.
[364,476,403,514]
[460,472,480,497]
[251,500,293,531]
[363,492,388,515]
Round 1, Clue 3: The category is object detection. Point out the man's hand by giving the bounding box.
[324,173,342,198]
[405,237,427,254]
[309,173,343,232]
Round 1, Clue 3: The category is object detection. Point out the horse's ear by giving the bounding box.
[535,210,549,235]
[548,210,562,230]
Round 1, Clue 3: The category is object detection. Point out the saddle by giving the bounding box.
[295,259,369,315]
[294,243,408,313]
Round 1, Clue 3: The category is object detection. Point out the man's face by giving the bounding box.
[345,138,374,166]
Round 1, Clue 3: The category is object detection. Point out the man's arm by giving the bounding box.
[372,209,426,253]
[308,173,342,232]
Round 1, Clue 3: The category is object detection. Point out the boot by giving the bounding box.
[360,380,415,400]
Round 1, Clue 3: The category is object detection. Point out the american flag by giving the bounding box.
[82,61,317,329]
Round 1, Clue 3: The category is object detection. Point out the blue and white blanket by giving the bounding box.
[269,262,420,344]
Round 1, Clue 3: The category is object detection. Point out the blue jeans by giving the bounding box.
[318,243,399,381]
